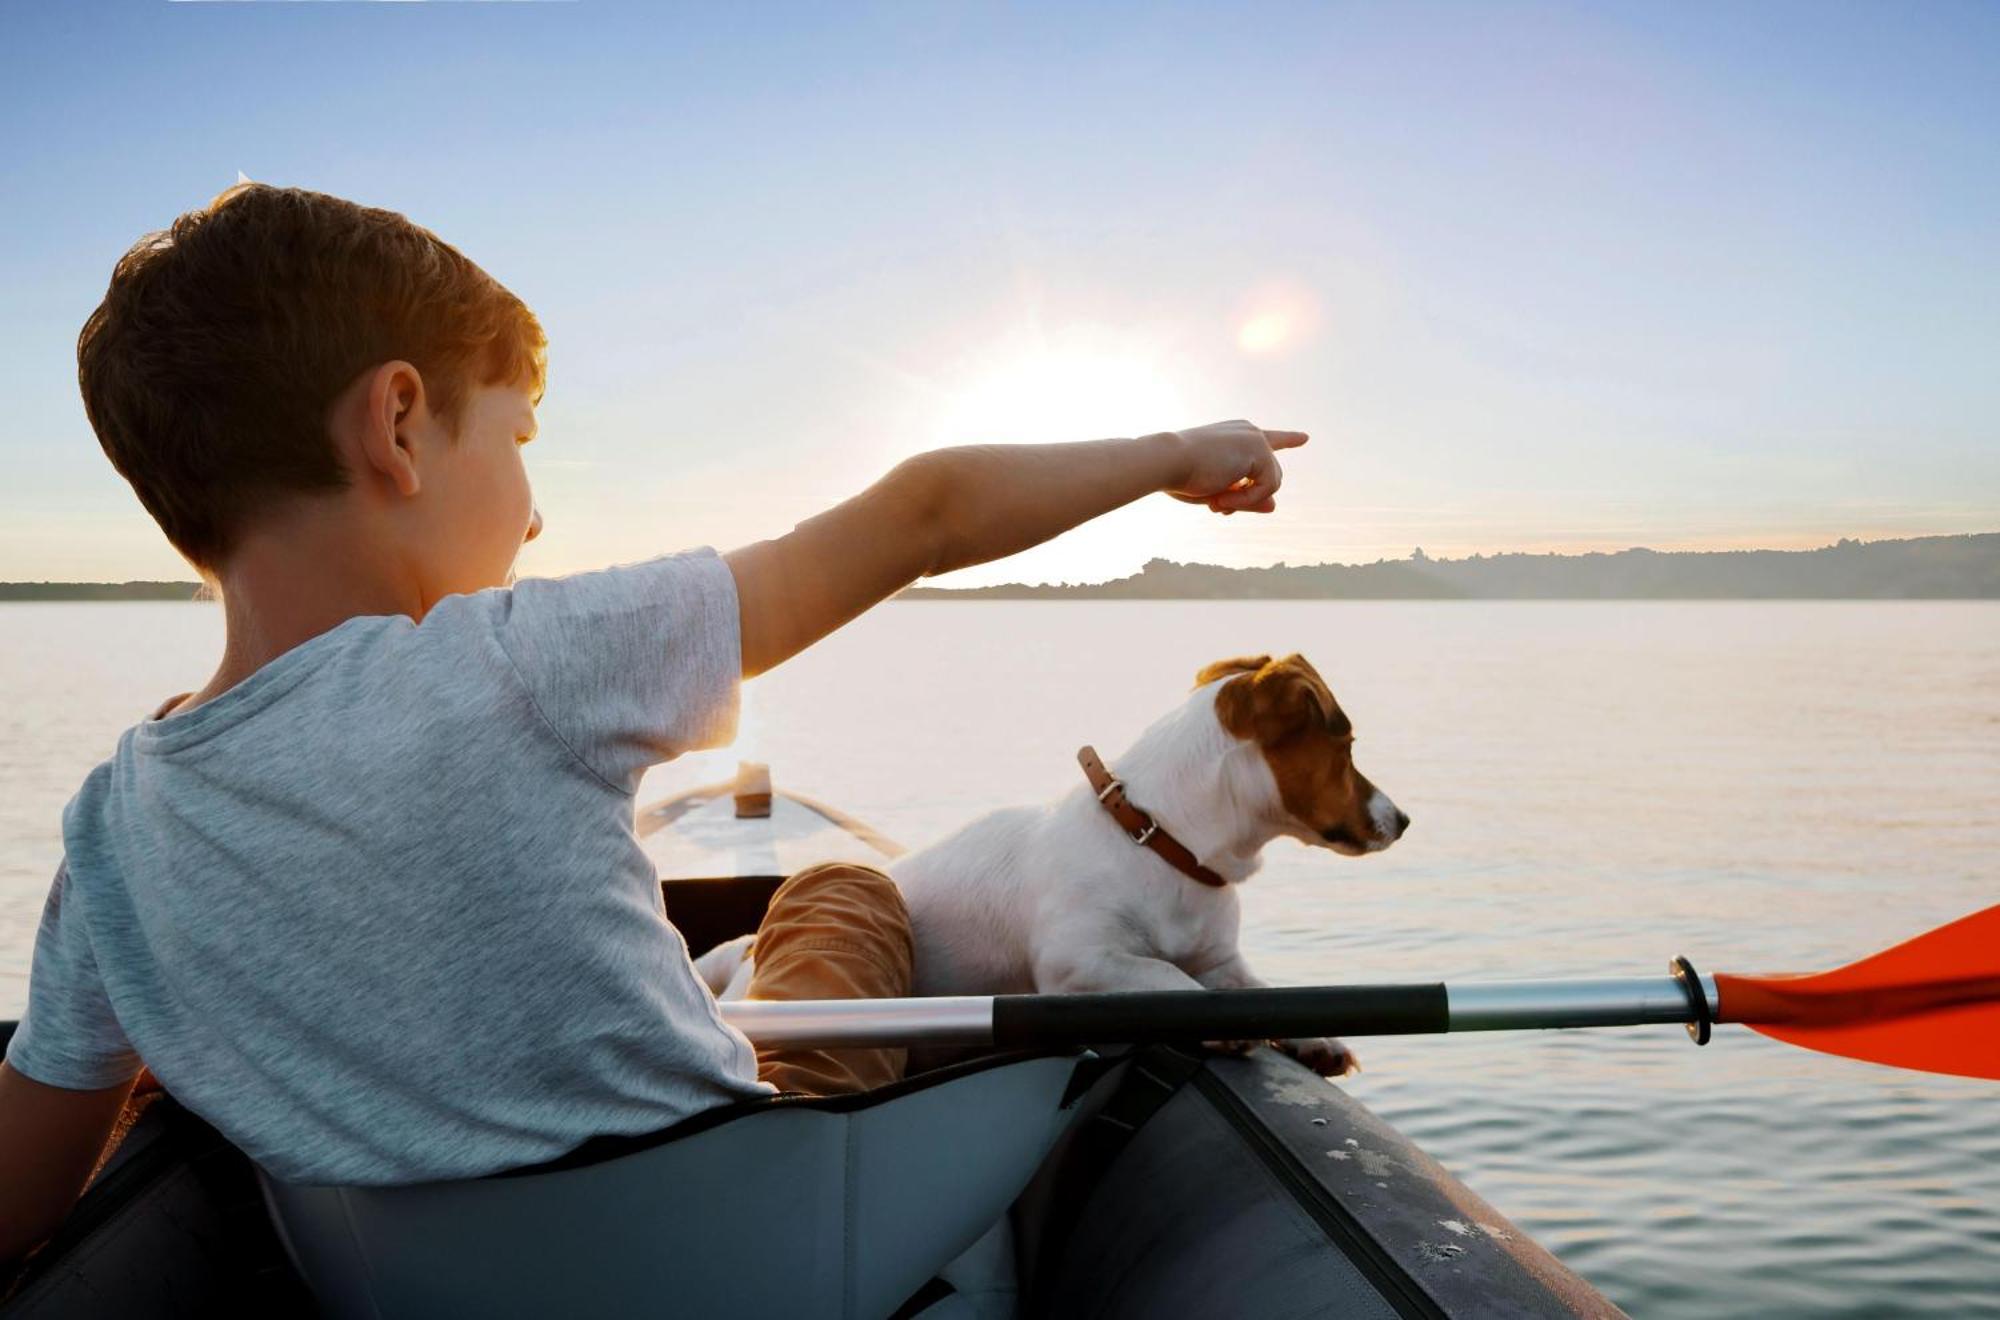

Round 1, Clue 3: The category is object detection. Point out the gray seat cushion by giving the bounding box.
[260,1054,1081,1320]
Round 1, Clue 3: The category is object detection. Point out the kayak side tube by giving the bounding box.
[1015,1047,1629,1320]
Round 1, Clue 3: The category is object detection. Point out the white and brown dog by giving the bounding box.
[891,653,1407,1077]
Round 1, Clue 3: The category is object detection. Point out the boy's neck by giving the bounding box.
[182,511,427,714]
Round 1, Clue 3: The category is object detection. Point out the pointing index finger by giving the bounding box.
[1263,429,1310,450]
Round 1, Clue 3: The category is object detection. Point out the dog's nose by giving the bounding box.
[1393,809,1411,836]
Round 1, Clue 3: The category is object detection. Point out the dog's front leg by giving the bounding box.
[1036,948,1208,995]
[1194,954,1360,1078]
[1038,950,1268,1060]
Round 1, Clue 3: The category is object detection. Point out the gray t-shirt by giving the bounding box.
[4,548,774,1185]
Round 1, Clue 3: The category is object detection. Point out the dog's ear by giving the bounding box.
[1213,654,1348,743]
[1194,655,1270,688]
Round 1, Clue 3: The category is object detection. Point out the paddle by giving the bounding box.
[717,904,2000,1081]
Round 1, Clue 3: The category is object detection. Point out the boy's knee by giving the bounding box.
[778,860,899,902]
[749,863,914,1095]
[767,863,910,942]
[751,861,913,1000]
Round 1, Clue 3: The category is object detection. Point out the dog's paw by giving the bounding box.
[693,934,755,997]
[1202,1038,1262,1058]
[1278,1036,1360,1078]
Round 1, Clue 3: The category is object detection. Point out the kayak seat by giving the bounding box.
[257,1051,1083,1320]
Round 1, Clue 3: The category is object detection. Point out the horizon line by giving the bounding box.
[3,528,1994,592]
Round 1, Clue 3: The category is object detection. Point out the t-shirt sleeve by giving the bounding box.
[495,548,742,793]
[5,861,142,1090]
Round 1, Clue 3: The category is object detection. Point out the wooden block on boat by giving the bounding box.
[733,762,773,818]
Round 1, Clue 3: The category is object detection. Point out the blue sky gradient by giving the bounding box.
[2,1,1995,583]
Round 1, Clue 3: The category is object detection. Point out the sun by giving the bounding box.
[929,331,1192,449]
[894,325,1216,585]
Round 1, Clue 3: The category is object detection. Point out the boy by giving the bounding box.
[0,183,1306,1265]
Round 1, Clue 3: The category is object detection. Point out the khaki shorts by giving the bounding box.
[743,861,915,1096]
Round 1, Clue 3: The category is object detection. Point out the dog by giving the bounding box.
[890,653,1407,1077]
[695,653,1407,1077]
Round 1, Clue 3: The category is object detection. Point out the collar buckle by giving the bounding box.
[1076,743,1228,889]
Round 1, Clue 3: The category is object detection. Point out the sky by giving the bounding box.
[1,0,1995,586]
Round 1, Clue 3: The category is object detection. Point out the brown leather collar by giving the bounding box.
[1077,745,1228,889]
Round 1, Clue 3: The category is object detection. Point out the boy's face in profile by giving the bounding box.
[416,381,543,595]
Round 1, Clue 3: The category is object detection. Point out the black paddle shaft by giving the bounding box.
[992,984,1451,1048]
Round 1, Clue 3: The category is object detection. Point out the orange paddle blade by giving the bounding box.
[1715,904,2000,1081]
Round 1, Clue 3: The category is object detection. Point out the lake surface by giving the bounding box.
[3,598,1997,1316]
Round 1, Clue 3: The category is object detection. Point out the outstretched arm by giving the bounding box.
[726,421,1307,678]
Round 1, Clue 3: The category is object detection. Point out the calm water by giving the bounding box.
[3,598,1997,1316]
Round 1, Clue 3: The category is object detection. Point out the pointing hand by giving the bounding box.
[1161,420,1309,515]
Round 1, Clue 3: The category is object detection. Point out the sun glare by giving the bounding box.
[1234,284,1318,356]
[1236,311,1294,354]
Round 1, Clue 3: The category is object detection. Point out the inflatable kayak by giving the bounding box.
[1,766,1625,1318]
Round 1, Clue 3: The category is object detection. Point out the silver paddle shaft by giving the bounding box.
[723,995,996,1048]
[1447,975,1720,1030]
[717,974,1722,1049]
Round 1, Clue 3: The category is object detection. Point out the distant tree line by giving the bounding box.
[8,533,1995,602]
[0,581,203,601]
[901,533,2000,600]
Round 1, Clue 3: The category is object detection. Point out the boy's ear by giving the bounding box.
[354,361,426,498]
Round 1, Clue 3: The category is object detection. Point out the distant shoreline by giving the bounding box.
[0,581,203,602]
[6,532,1997,601]
[900,532,2000,601]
